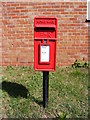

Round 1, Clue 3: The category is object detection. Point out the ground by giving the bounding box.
[0,66,88,118]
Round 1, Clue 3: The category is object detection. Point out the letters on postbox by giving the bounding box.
[34,17,57,71]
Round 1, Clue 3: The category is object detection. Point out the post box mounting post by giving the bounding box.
[43,71,49,108]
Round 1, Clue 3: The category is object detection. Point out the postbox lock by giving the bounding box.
[44,39,47,43]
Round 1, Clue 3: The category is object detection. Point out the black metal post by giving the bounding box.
[43,71,49,108]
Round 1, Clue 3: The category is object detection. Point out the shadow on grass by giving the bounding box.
[0,81,43,106]
[1,81,29,98]
[30,96,43,106]
[35,100,43,106]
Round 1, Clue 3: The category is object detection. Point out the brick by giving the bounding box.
[7,3,20,7]
[21,9,28,12]
[79,6,87,8]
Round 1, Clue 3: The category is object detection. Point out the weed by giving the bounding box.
[72,60,89,68]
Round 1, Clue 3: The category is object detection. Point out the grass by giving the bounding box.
[0,66,88,118]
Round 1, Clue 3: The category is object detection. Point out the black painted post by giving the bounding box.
[43,71,49,108]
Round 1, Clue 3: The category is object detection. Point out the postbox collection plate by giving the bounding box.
[40,44,50,64]
[34,17,57,71]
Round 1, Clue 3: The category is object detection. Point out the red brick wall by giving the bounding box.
[1,0,88,66]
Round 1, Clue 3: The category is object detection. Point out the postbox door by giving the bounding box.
[34,40,56,71]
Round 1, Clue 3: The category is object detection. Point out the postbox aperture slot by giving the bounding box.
[35,27,55,31]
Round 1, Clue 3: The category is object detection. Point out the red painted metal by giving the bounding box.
[34,17,57,71]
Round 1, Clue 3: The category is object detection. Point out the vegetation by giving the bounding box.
[0,66,88,118]
[72,60,89,68]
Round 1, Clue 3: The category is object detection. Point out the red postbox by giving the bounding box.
[34,17,57,71]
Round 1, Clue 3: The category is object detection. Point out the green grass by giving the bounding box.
[0,66,88,118]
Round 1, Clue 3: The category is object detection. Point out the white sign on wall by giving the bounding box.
[87,0,90,20]
[41,45,50,62]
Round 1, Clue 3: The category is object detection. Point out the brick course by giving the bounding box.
[0,0,88,66]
